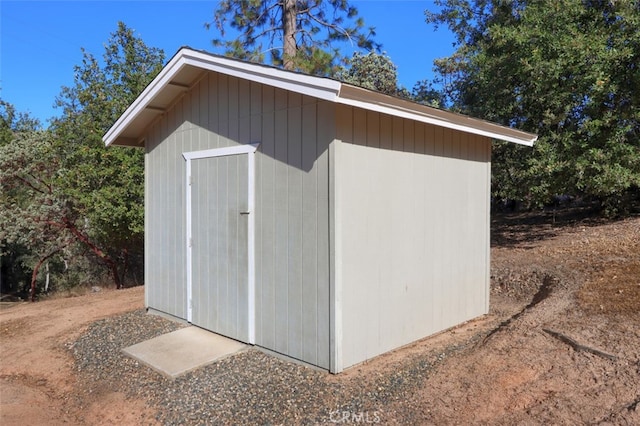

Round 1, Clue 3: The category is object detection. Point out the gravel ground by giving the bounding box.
[67,215,640,425]
[71,309,476,425]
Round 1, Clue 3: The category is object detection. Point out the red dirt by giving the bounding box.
[0,286,157,425]
[1,213,639,425]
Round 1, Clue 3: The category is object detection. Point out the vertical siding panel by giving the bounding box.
[316,100,332,369]
[175,97,185,312]
[203,75,217,319]
[448,131,460,316]
[424,124,436,156]
[250,82,262,141]
[378,136,394,350]
[342,106,370,362]
[212,155,221,330]
[163,105,175,313]
[228,76,240,145]
[198,76,210,149]
[333,104,352,372]
[273,88,289,354]
[366,111,379,148]
[259,86,276,349]
[172,102,181,317]
[144,127,154,308]
[440,127,453,325]
[150,121,160,311]
[209,73,220,146]
[434,125,444,157]
[422,123,436,327]
[414,123,428,329]
[189,88,205,324]
[171,98,181,317]
[238,79,251,143]
[211,152,221,330]
[287,92,303,360]
[442,128,453,159]
[159,115,170,313]
[218,74,229,142]
[352,108,366,146]
[301,99,318,364]
[196,77,211,329]
[462,134,474,317]
[379,114,392,151]
[403,120,414,152]
[414,123,425,155]
[219,155,231,332]
[180,96,189,318]
[227,154,239,337]
[392,116,404,151]
[176,97,187,318]
[236,155,249,339]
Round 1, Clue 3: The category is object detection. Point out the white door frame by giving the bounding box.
[183,143,260,344]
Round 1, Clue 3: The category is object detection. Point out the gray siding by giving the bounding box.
[334,104,491,370]
[145,73,332,369]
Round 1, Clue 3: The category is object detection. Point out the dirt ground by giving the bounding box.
[0,286,156,425]
[1,211,639,425]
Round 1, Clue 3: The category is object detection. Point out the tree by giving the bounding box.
[2,25,164,298]
[411,79,445,108]
[335,51,402,96]
[0,102,50,298]
[0,128,74,300]
[427,0,640,213]
[207,0,380,74]
[335,51,447,107]
[49,22,164,289]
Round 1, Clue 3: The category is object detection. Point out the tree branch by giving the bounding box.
[62,216,122,289]
[14,175,47,195]
[30,242,70,301]
[303,11,354,45]
[543,329,617,361]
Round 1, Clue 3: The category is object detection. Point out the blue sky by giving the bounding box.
[1,1,455,126]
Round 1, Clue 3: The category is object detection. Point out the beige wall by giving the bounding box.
[145,72,333,369]
[334,104,491,370]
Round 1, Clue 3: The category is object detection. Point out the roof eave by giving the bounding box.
[336,84,537,147]
[104,48,537,148]
[103,48,342,147]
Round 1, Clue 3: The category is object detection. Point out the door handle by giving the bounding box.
[240,211,250,215]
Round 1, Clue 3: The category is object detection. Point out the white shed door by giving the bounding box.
[190,154,249,343]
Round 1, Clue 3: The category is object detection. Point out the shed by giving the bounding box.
[104,47,537,373]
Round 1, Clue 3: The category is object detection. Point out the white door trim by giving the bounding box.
[183,143,260,344]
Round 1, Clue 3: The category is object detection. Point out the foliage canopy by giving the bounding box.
[427,0,640,213]
[207,0,380,74]
[1,23,164,298]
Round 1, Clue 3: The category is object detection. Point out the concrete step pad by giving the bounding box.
[122,326,247,379]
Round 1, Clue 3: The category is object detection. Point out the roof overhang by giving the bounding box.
[103,47,537,148]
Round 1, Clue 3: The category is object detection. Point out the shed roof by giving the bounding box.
[103,47,537,148]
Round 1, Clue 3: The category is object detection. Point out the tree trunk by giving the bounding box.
[119,248,129,287]
[44,262,50,292]
[62,217,123,289]
[282,0,297,70]
[30,249,62,302]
